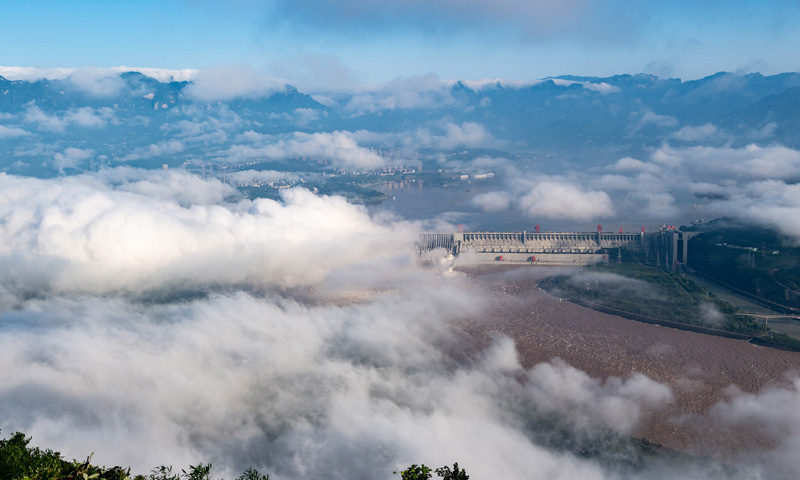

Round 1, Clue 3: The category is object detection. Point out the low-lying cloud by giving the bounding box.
[343,74,456,115]
[186,65,285,101]
[558,270,659,301]
[121,140,186,162]
[223,131,386,170]
[0,170,412,297]
[458,174,616,222]
[518,179,615,221]
[0,286,680,480]
[22,104,117,132]
[0,66,197,85]
[0,125,31,139]
[0,168,680,479]
[0,167,798,480]
[470,191,511,212]
[596,143,800,241]
[52,147,94,172]
[349,121,497,153]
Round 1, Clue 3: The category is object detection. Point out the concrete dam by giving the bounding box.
[418,227,695,268]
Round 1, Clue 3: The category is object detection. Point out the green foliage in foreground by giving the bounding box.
[395,464,432,480]
[434,464,469,480]
[1,430,467,480]
[0,431,270,480]
[0,430,133,480]
[395,463,469,480]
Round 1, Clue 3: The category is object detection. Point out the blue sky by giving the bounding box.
[1,0,800,86]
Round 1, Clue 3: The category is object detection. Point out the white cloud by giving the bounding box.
[593,158,683,220]
[352,122,497,152]
[655,143,800,181]
[623,191,680,219]
[703,378,800,478]
[0,66,197,83]
[708,180,800,242]
[0,167,685,479]
[672,123,720,142]
[159,109,245,145]
[311,94,337,107]
[186,64,285,101]
[12,142,59,158]
[0,286,675,480]
[23,106,68,132]
[523,358,673,435]
[453,78,539,90]
[650,145,683,168]
[464,155,512,171]
[120,140,185,162]
[0,170,413,295]
[449,77,619,94]
[343,74,455,115]
[427,122,494,150]
[0,166,796,480]
[266,108,328,128]
[0,66,75,81]
[94,167,235,206]
[22,104,117,132]
[69,107,117,128]
[549,78,620,94]
[0,125,31,138]
[726,145,800,180]
[291,107,324,126]
[65,69,127,97]
[52,147,93,173]
[224,131,386,170]
[609,156,661,174]
[585,144,800,238]
[470,191,511,212]
[518,180,615,221]
[635,111,679,129]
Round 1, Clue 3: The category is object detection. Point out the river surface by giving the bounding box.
[369,177,664,232]
[459,265,800,461]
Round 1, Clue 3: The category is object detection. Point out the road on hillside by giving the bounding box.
[685,272,800,339]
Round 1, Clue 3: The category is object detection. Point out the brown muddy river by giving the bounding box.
[456,266,800,459]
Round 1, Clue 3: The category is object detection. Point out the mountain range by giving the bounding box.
[1,70,799,176]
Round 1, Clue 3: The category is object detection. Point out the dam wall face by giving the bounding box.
[418,230,688,267]
[419,231,642,253]
[459,251,608,266]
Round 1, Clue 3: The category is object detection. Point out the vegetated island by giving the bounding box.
[539,246,800,352]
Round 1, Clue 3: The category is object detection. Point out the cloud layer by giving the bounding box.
[0,286,679,480]
[0,170,412,297]
[598,143,800,241]
[0,168,683,480]
[1,168,799,480]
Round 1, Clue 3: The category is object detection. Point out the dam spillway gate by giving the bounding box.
[418,230,693,268]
